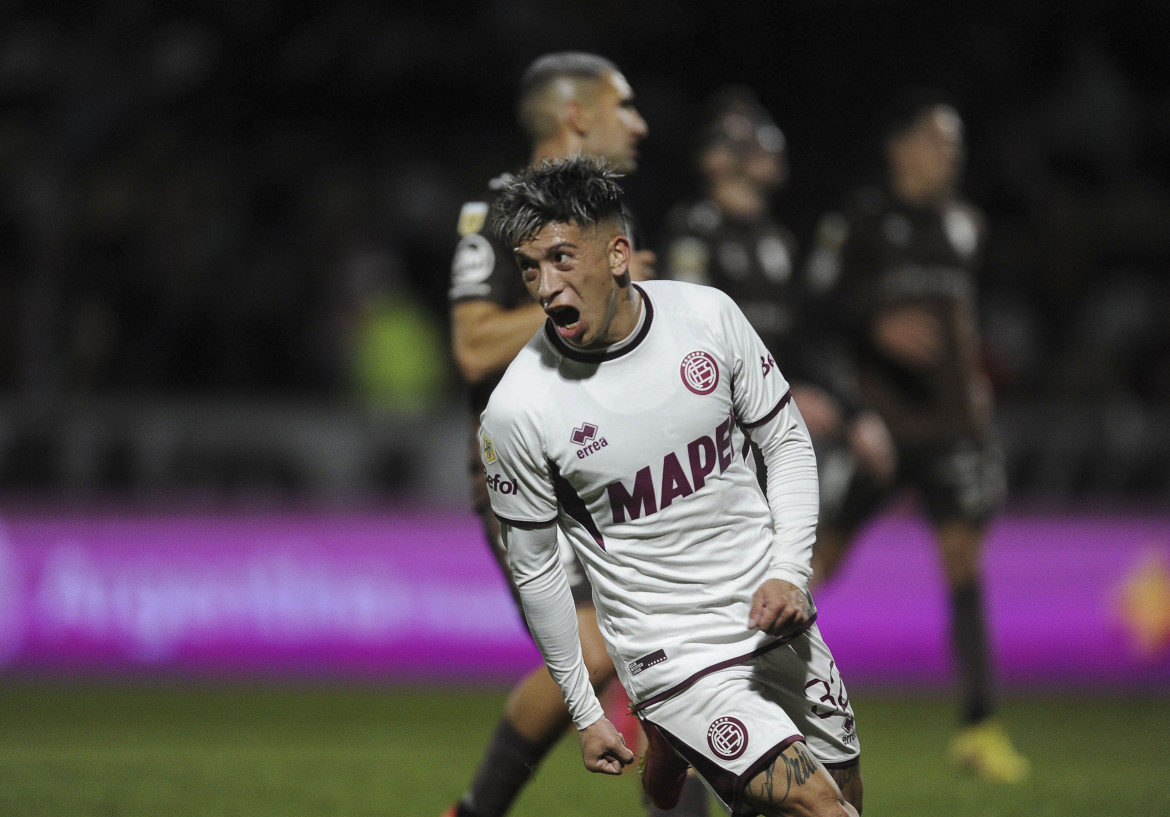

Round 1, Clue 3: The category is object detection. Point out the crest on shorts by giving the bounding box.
[707,716,748,760]
[680,350,719,395]
[457,201,490,236]
[481,432,497,465]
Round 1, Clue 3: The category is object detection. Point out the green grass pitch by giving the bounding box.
[1,679,1168,816]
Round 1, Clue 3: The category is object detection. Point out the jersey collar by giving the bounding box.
[544,283,654,363]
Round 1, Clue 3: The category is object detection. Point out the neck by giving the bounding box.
[598,283,642,348]
[530,135,579,166]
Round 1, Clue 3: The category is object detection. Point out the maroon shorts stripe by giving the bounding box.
[629,613,817,713]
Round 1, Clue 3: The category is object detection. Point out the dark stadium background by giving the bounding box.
[0,0,1167,504]
[1,4,1169,815]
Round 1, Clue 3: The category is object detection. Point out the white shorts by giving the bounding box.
[638,624,859,815]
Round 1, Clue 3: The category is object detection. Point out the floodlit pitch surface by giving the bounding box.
[1,681,1168,816]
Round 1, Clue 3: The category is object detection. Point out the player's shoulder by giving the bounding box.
[450,173,516,303]
[498,330,555,385]
[455,172,513,239]
[940,196,987,257]
[661,201,721,285]
[943,195,986,227]
[640,278,737,319]
[483,341,551,423]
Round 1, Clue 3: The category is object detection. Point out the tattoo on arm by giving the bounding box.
[759,742,820,804]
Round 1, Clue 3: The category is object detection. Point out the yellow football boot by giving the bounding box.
[949,719,1030,784]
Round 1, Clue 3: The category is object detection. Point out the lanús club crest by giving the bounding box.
[707,716,748,760]
[680,350,719,395]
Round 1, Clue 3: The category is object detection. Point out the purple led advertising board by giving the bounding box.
[811,509,1170,688]
[0,506,1167,686]
[0,509,537,681]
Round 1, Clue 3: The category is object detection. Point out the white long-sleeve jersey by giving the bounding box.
[480,280,820,729]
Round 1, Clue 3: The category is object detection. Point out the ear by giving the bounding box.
[565,99,592,137]
[609,235,632,280]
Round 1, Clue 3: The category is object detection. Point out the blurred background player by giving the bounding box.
[660,86,895,490]
[446,52,709,817]
[660,86,798,359]
[802,88,1030,783]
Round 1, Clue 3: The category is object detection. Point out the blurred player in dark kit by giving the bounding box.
[445,52,709,817]
[661,87,894,493]
[661,86,799,356]
[803,88,1029,784]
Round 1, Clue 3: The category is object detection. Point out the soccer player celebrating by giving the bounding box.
[480,155,862,817]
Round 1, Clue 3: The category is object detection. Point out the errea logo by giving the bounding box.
[571,422,608,459]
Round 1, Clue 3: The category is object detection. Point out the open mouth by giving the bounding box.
[547,305,580,331]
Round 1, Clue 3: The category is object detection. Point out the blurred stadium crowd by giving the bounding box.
[0,0,1168,503]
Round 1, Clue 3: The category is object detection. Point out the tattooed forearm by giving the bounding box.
[785,743,820,790]
[757,742,821,803]
[757,763,785,804]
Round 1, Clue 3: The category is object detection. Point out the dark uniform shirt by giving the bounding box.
[448,173,530,415]
[660,198,857,406]
[662,199,799,360]
[805,186,989,446]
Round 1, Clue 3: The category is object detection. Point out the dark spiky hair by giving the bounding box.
[491,154,629,250]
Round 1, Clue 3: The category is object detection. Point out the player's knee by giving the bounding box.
[830,763,863,814]
[939,541,981,587]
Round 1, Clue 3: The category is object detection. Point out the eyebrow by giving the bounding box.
[514,241,579,263]
[534,240,580,254]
